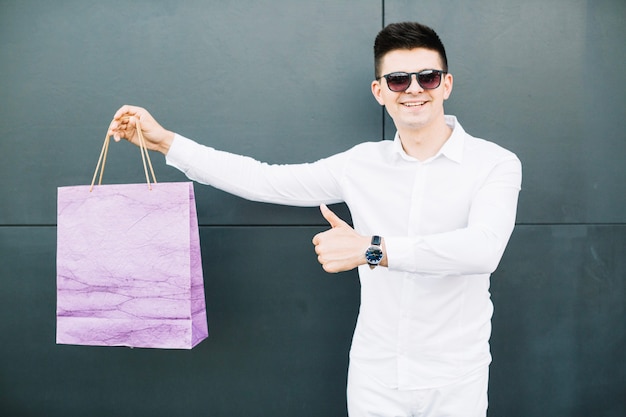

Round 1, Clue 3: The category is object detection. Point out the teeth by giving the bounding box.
[404,102,425,107]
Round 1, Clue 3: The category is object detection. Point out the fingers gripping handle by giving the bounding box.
[89,118,157,191]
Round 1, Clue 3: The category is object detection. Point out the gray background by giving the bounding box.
[1,0,624,416]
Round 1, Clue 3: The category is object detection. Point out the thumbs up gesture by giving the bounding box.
[312,204,376,273]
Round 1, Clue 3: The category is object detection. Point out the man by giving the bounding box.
[109,21,521,417]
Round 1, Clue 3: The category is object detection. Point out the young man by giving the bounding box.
[109,22,521,417]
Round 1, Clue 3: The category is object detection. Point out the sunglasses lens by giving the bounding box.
[417,71,442,89]
[383,71,444,91]
[385,73,411,92]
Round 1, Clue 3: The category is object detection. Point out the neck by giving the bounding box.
[398,117,452,161]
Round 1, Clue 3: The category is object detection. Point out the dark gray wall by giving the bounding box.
[1,1,624,416]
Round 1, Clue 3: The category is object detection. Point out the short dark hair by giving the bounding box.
[374,22,448,78]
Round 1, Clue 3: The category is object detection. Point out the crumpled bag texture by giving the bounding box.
[56,182,208,349]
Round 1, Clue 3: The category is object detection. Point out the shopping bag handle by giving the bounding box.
[89,118,157,191]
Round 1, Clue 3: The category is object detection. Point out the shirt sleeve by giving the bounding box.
[384,155,522,276]
[165,133,345,207]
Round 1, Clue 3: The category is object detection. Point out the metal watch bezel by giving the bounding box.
[365,235,383,269]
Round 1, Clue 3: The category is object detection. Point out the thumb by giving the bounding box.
[320,204,348,228]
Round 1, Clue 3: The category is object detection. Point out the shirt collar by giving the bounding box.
[392,115,466,164]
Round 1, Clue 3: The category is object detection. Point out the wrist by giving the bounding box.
[157,130,176,155]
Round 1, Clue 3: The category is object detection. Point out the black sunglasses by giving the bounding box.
[378,70,447,92]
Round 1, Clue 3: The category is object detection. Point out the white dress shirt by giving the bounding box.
[166,115,522,389]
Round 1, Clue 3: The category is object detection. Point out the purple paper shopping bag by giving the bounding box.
[56,124,208,349]
[56,182,208,349]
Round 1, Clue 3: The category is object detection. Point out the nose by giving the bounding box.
[404,74,424,93]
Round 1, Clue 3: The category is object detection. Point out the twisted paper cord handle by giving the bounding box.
[89,118,157,191]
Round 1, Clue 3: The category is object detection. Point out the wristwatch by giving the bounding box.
[365,235,384,269]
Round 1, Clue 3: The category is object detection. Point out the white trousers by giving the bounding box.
[346,364,489,417]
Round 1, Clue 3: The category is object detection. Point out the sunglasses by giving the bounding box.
[378,70,447,92]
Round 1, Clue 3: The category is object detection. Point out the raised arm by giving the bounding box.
[385,156,522,276]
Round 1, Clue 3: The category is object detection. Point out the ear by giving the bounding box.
[443,72,453,100]
[371,79,385,105]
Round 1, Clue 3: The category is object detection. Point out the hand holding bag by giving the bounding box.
[56,121,208,349]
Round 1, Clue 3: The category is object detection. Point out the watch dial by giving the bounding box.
[366,247,383,263]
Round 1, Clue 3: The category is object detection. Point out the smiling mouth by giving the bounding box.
[403,101,426,107]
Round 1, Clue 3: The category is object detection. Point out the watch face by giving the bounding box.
[365,246,383,264]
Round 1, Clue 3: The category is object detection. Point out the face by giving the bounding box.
[371,48,453,134]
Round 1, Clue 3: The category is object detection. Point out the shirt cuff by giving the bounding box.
[165,133,201,173]
[383,236,414,271]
